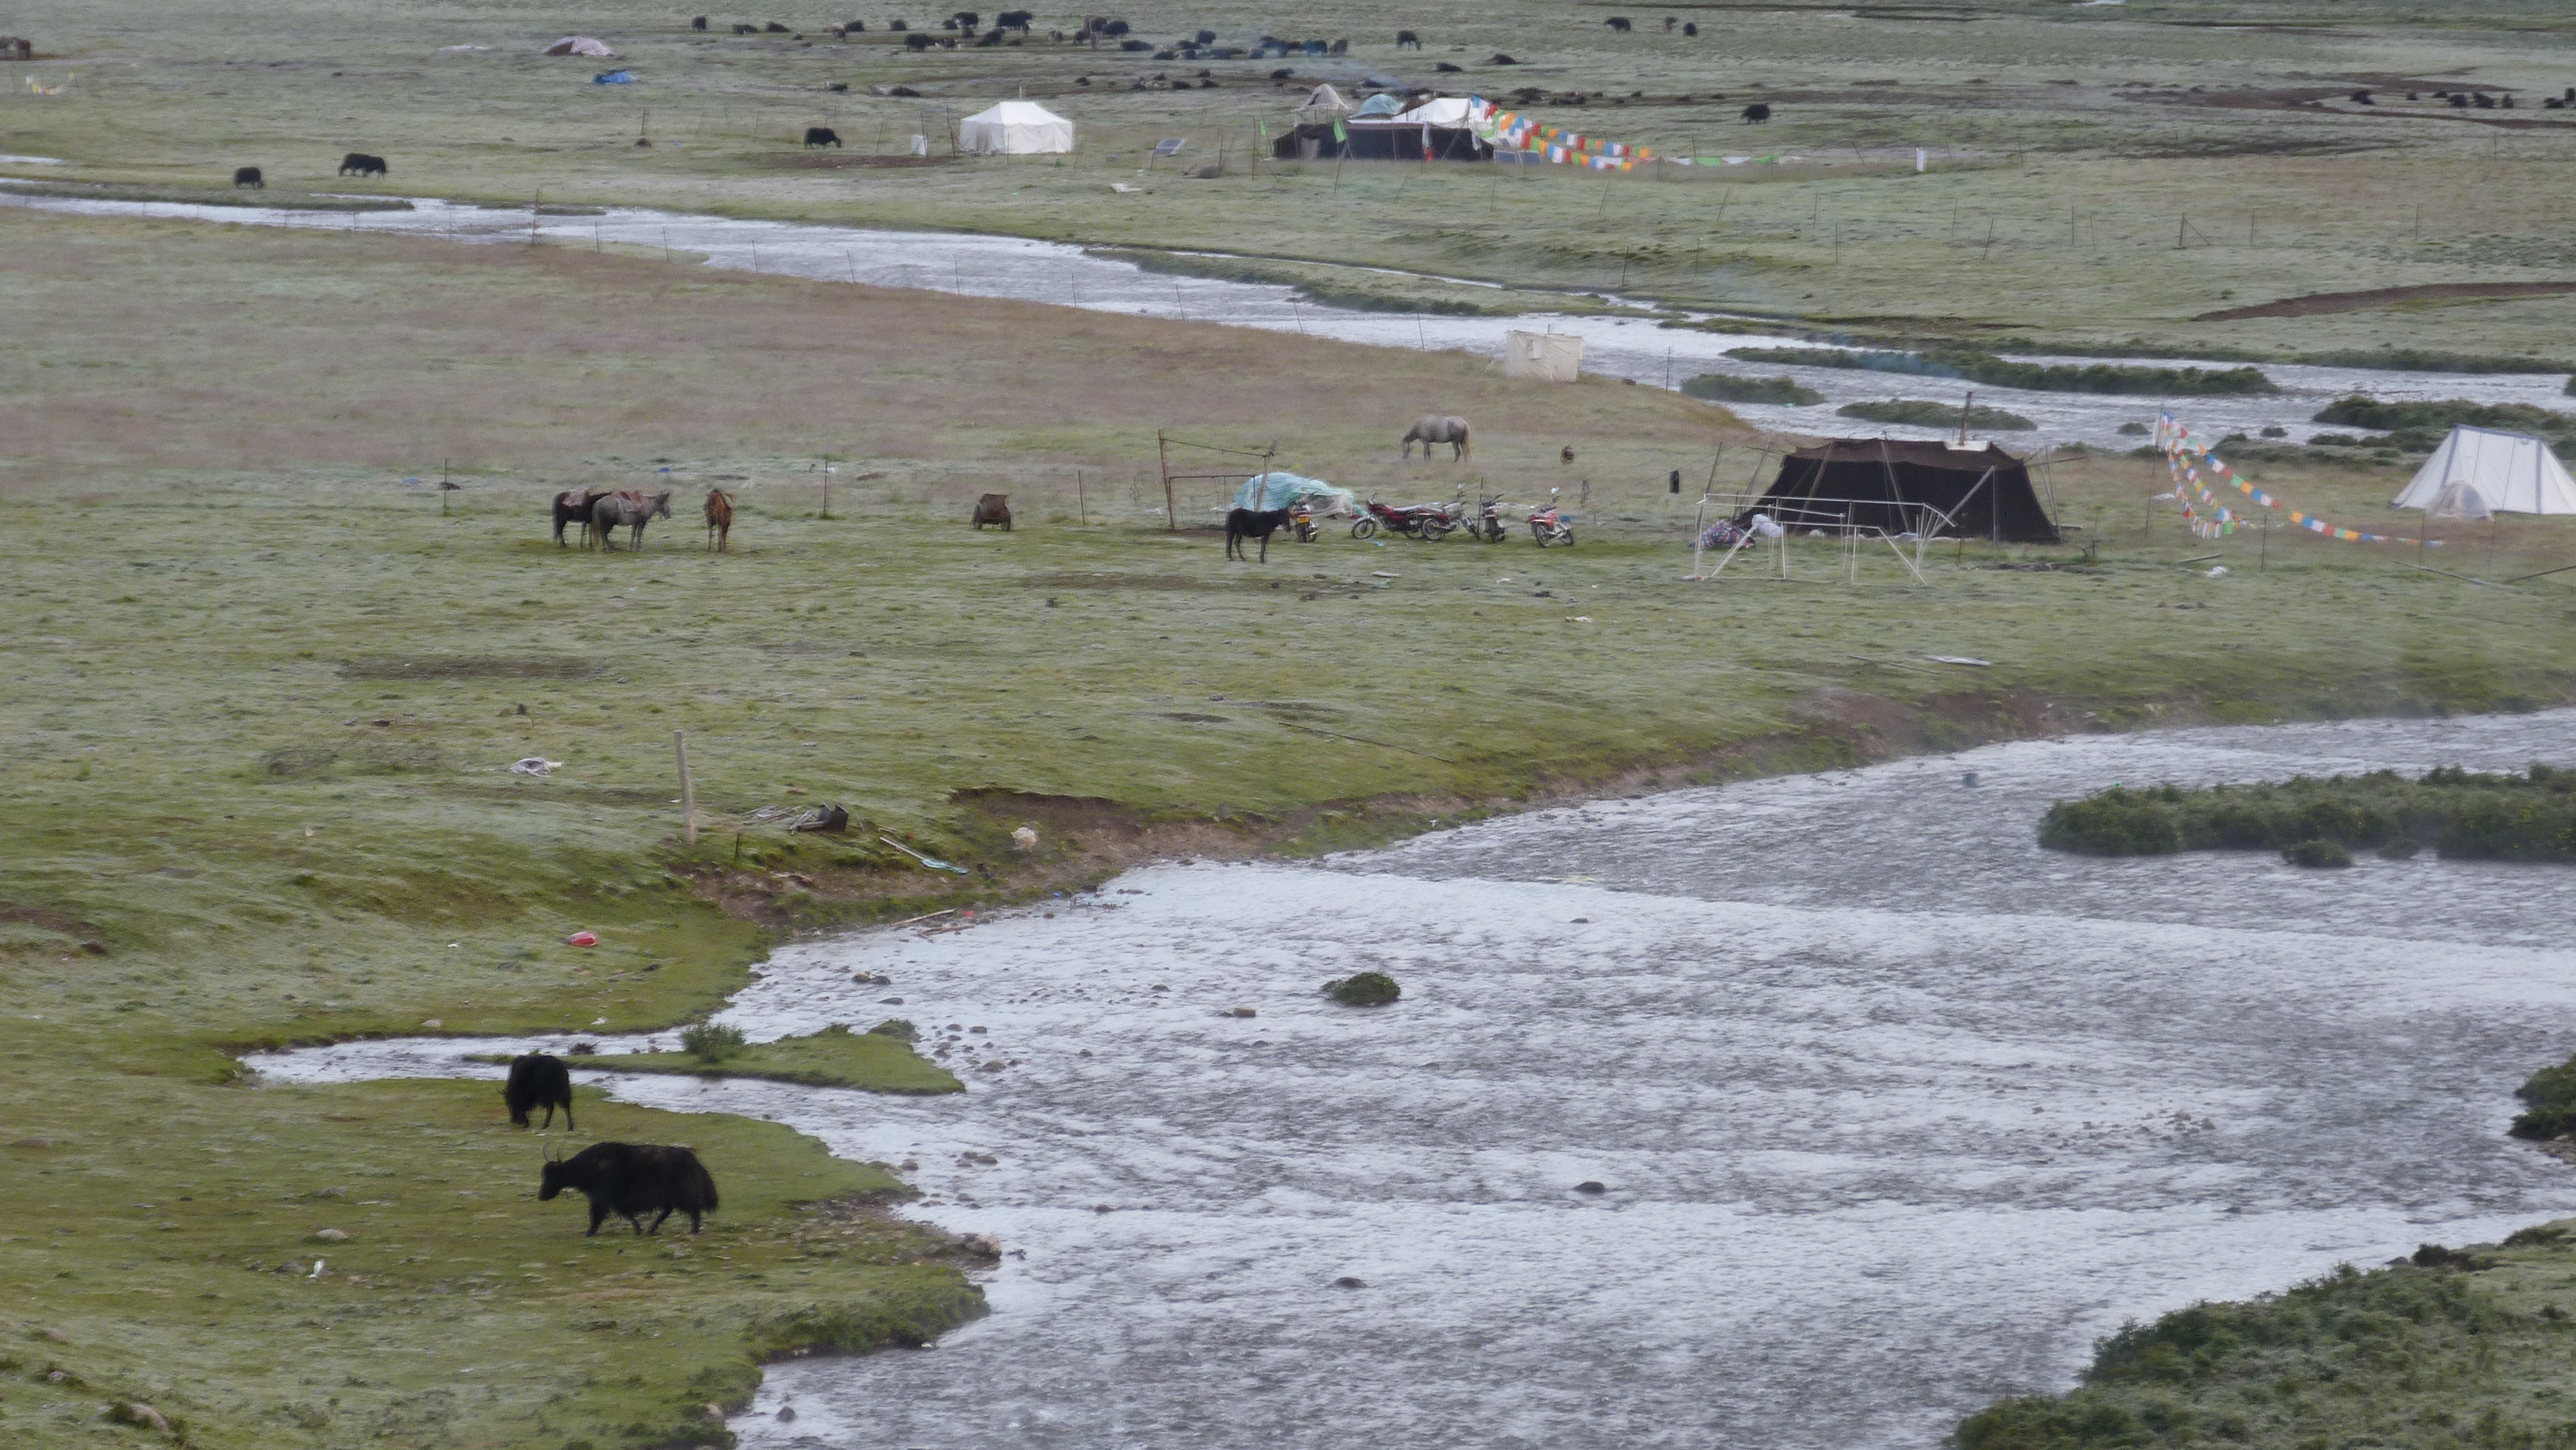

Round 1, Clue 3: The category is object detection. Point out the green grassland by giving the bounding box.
[3,185,2576,1443]
[8,0,2576,356]
[1954,1224,2576,1450]
[563,1025,967,1092]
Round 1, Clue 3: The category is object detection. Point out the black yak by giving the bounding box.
[804,126,842,147]
[539,1142,720,1235]
[233,166,263,188]
[1225,506,1293,562]
[1395,29,1420,48]
[692,14,708,29]
[1606,16,1631,30]
[338,152,388,176]
[501,1052,575,1130]
[1741,103,1770,123]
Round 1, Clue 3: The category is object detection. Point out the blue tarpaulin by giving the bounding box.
[1231,472,1354,513]
[593,69,636,83]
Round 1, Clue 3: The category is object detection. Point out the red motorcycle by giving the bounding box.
[1352,497,1462,541]
[1527,488,1574,547]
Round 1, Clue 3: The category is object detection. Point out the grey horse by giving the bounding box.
[590,490,673,552]
[1401,415,1472,461]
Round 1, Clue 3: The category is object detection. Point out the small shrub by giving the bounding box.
[2377,837,2421,860]
[2513,1056,2576,1138]
[1836,398,2035,430]
[868,1018,919,1042]
[2281,839,2354,867]
[1325,971,1400,1006]
[679,1023,746,1062]
[2116,421,2148,435]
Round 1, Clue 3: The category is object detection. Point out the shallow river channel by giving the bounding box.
[7,184,2572,452]
[256,711,2576,1449]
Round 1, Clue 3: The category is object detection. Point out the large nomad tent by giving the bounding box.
[1741,438,2060,543]
[542,35,616,55]
[1273,93,1493,161]
[958,100,1075,154]
[2391,425,2576,516]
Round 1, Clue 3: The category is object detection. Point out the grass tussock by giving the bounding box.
[2037,766,2576,862]
[1726,347,2280,397]
[2310,395,2576,452]
[1682,373,1825,405]
[1836,398,2036,430]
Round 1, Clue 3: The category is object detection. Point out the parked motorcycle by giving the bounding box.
[1352,497,1462,541]
[1466,494,1510,543]
[1528,488,1575,547]
[1290,500,1321,543]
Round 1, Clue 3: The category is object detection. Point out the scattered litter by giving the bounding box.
[437,44,491,51]
[1371,571,1398,578]
[2205,566,2228,578]
[881,834,971,875]
[420,1018,443,1029]
[1928,656,1992,667]
[593,68,636,85]
[1011,825,1039,851]
[887,908,956,927]
[565,931,599,947]
[1111,182,1141,193]
[787,804,850,834]
[1566,615,1593,622]
[308,1259,326,1279]
[509,757,563,777]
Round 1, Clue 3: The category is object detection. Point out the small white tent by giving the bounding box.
[542,36,617,56]
[1503,330,1583,382]
[2392,425,2576,516]
[958,100,1075,154]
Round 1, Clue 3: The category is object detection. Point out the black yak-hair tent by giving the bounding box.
[1742,438,2060,543]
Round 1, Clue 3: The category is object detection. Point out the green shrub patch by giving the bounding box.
[2038,766,2576,862]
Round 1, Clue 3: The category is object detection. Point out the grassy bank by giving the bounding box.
[1952,1223,2576,1450]
[8,0,2576,357]
[4,205,2575,1446]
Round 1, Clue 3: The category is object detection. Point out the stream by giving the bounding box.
[256,709,2576,1449]
[7,184,2572,453]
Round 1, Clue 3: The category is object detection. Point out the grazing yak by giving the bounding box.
[971,492,1013,531]
[804,125,841,147]
[1395,29,1421,48]
[1435,61,1460,72]
[1606,16,1631,30]
[539,1142,719,1237]
[338,151,388,176]
[233,166,263,188]
[1684,21,1697,34]
[1402,414,1472,461]
[692,14,708,28]
[590,489,673,552]
[1741,103,1770,123]
[1225,506,1293,562]
[502,1052,575,1130]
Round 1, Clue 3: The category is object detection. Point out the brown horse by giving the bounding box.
[590,490,672,552]
[704,488,736,552]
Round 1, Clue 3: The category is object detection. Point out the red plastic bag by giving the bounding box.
[565,931,599,947]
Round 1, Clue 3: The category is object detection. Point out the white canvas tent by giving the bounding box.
[2392,425,2576,516]
[1503,330,1583,382]
[1293,83,1354,124]
[958,100,1075,154]
[542,35,616,55]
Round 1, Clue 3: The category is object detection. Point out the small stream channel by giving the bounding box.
[256,710,2576,1449]
[8,184,2572,453]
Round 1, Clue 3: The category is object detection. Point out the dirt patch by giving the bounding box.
[339,656,599,680]
[2194,282,2576,322]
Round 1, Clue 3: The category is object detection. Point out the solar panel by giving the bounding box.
[1151,137,1188,156]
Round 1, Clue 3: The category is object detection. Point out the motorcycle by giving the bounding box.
[1466,494,1510,543]
[1352,497,1462,541]
[1528,488,1575,548]
[1289,500,1321,543]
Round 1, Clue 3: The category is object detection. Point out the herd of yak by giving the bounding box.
[504,1052,723,1237]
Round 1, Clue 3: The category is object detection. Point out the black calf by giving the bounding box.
[502,1052,575,1130]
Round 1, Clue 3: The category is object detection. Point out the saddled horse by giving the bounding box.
[590,490,673,552]
[553,487,611,548]
[704,488,735,553]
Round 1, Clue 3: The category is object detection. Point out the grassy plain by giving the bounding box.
[1954,1224,2576,1450]
[3,125,2576,1450]
[6,0,2576,357]
[561,1025,967,1092]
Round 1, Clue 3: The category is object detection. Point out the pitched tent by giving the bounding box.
[1292,83,1354,124]
[2391,425,2576,516]
[1502,330,1583,382]
[958,100,1075,154]
[1741,438,2060,543]
[542,35,616,55]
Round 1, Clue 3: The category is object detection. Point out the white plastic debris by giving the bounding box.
[509,757,564,776]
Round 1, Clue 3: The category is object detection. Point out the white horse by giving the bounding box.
[1401,414,1472,461]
